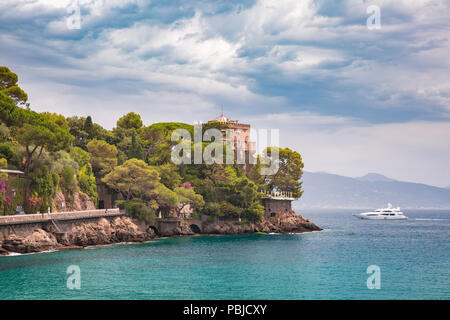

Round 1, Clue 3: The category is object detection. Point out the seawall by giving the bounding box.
[0,210,321,256]
[0,209,125,242]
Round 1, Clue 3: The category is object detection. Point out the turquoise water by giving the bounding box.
[0,209,448,299]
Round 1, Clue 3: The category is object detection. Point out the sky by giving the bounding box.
[1,0,449,187]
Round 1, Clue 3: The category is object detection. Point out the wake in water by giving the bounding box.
[6,249,58,257]
[415,218,449,221]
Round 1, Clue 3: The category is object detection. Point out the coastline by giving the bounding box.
[0,211,321,256]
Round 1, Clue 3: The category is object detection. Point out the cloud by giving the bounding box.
[1,0,450,186]
[250,112,450,187]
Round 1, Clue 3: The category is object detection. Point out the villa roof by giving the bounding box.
[208,114,250,127]
[210,114,234,123]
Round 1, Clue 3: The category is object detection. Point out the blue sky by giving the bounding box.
[1,0,450,187]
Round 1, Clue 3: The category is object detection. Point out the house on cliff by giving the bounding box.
[261,191,296,219]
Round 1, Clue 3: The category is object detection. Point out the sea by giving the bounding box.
[0,209,448,300]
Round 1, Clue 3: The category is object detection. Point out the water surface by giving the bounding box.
[0,209,448,299]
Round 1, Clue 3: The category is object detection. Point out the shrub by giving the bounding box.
[60,166,78,205]
[0,143,13,161]
[201,202,220,216]
[29,170,58,213]
[78,163,98,206]
[116,199,157,223]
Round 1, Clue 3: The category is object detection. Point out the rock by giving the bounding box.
[53,191,96,212]
[175,224,195,235]
[0,245,10,255]
[264,211,322,233]
[2,229,58,254]
[71,192,96,211]
[0,209,320,255]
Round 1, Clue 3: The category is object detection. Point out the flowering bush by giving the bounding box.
[26,193,42,212]
[0,179,14,214]
[179,182,192,189]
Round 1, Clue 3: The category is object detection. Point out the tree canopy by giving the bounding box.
[86,139,118,176]
[117,112,143,130]
[262,147,304,198]
[0,66,306,221]
[0,66,28,105]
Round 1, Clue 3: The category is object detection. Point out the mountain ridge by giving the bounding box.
[296,171,450,209]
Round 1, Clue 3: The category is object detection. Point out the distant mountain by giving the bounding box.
[296,171,450,209]
[356,173,397,182]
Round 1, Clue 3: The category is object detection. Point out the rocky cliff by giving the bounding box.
[171,211,321,236]
[0,217,155,255]
[0,211,321,256]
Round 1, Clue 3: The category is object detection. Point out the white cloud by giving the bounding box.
[2,0,450,186]
[251,112,450,187]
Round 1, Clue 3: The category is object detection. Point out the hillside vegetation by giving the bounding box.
[0,67,305,222]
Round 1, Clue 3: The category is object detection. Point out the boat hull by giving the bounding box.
[353,214,408,220]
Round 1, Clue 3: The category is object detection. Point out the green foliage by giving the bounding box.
[49,150,79,175]
[202,202,220,216]
[41,112,70,131]
[262,147,304,198]
[87,139,118,176]
[140,122,194,165]
[0,158,7,180]
[0,143,13,161]
[117,112,143,130]
[0,122,11,140]
[0,66,28,105]
[5,177,27,214]
[84,116,94,139]
[184,164,264,222]
[174,185,205,210]
[8,108,73,175]
[66,116,110,150]
[116,199,157,223]
[153,163,182,189]
[103,158,160,200]
[61,166,78,194]
[29,169,59,212]
[78,163,98,206]
[0,91,22,126]
[69,146,90,168]
[129,130,144,160]
[0,66,18,89]
[0,67,307,221]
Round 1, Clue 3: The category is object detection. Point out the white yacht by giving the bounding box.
[354,203,408,220]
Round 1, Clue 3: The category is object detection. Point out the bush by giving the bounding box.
[29,170,58,213]
[116,199,157,223]
[78,163,98,206]
[5,177,27,214]
[61,167,77,192]
[0,143,13,161]
[201,202,220,216]
[60,166,78,205]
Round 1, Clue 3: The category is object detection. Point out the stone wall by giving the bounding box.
[0,209,123,242]
[261,198,292,219]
